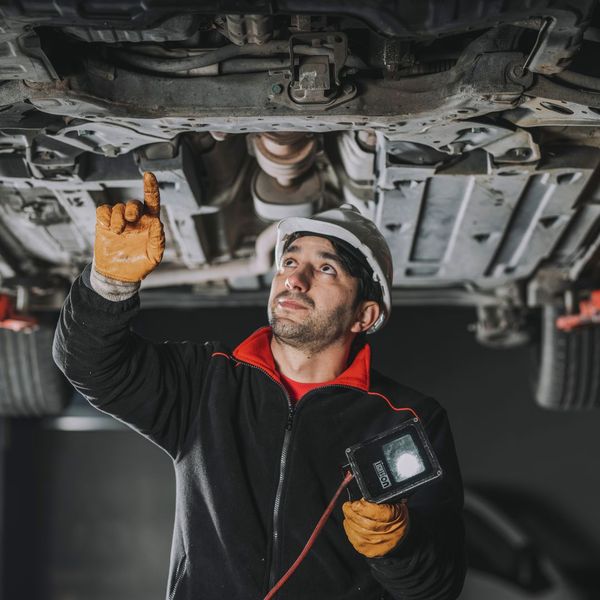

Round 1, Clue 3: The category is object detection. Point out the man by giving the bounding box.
[53,172,466,599]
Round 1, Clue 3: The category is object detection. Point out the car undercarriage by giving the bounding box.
[2,0,600,413]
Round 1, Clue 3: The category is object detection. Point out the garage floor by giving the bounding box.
[3,305,600,599]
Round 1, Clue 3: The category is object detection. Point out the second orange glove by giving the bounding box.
[342,498,409,558]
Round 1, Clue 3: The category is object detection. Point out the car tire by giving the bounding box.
[533,303,600,410]
[0,321,71,416]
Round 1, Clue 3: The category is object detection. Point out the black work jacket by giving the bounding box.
[52,270,466,600]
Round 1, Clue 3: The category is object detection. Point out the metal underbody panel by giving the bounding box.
[0,0,600,315]
[377,144,600,289]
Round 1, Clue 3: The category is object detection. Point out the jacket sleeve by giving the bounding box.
[52,265,213,460]
[367,405,466,600]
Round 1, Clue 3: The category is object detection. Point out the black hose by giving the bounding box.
[220,58,291,73]
[111,41,350,74]
[113,41,291,72]
[114,41,341,72]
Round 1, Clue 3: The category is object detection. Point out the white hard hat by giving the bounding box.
[275,205,393,333]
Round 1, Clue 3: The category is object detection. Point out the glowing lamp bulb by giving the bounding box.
[394,452,424,481]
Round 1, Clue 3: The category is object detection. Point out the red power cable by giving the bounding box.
[263,470,355,600]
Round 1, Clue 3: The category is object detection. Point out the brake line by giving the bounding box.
[263,470,355,600]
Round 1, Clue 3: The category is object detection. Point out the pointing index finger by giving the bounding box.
[143,171,161,217]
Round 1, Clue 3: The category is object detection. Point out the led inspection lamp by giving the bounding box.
[345,417,443,504]
[263,417,442,600]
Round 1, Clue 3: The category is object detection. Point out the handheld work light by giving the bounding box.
[345,418,442,504]
[264,417,442,599]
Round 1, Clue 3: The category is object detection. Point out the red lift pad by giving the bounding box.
[0,294,38,332]
[556,290,600,332]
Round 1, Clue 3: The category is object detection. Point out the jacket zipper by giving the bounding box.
[269,403,295,589]
[235,360,363,592]
[233,360,295,591]
[266,383,375,590]
[168,554,186,600]
[267,384,365,590]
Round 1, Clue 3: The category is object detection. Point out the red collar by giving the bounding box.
[232,326,370,392]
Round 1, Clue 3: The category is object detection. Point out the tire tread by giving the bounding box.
[534,304,600,410]
[0,324,70,417]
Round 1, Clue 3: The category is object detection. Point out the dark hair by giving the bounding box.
[282,232,383,309]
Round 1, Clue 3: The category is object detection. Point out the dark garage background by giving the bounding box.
[2,304,600,599]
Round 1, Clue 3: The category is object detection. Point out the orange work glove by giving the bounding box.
[342,498,409,558]
[94,171,165,283]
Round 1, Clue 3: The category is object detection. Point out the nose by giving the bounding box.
[284,265,310,292]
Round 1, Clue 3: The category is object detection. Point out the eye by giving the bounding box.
[282,257,296,268]
[320,264,337,275]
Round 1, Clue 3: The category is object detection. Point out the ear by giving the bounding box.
[350,301,381,333]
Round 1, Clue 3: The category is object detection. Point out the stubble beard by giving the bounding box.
[268,294,355,355]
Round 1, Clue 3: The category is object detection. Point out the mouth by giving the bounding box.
[277,299,309,310]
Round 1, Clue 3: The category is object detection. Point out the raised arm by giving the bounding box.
[53,172,211,460]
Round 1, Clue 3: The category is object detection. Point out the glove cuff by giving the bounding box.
[90,261,140,302]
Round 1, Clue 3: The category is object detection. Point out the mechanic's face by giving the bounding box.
[268,235,362,352]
